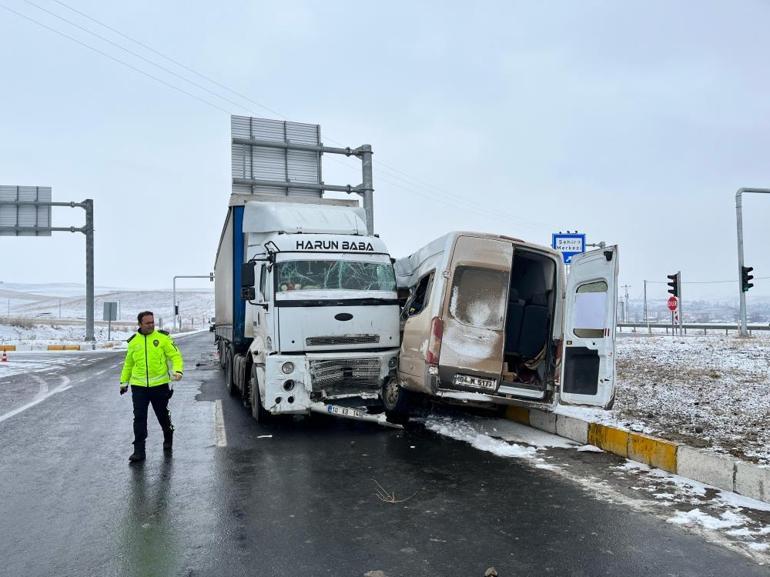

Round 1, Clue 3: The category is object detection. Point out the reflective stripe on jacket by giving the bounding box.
[120,330,184,387]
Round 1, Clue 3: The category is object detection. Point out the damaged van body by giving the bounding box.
[385,232,618,416]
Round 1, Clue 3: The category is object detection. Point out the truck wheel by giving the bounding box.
[217,341,226,369]
[250,364,271,423]
[224,348,236,396]
[382,378,411,424]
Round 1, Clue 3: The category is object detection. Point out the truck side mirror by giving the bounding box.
[241,262,255,287]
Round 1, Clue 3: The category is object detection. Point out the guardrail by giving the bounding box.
[617,322,770,335]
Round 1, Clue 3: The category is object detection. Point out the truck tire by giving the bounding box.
[250,364,271,423]
[381,377,411,424]
[224,347,236,396]
[217,340,226,370]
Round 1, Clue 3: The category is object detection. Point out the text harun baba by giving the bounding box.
[295,240,375,251]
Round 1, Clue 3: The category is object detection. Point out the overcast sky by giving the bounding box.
[2,0,770,302]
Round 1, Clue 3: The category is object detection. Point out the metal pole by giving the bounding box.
[678,271,683,336]
[643,280,648,324]
[359,144,374,234]
[84,199,94,343]
[735,187,770,337]
[172,274,212,332]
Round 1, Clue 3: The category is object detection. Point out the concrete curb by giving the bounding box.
[504,407,770,504]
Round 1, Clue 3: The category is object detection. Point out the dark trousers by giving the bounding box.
[131,384,173,447]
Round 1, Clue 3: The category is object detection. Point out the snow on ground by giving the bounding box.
[423,409,770,560]
[0,282,214,327]
[559,332,770,464]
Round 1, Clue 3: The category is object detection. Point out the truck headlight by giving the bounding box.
[281,362,294,374]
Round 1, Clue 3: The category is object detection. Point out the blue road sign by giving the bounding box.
[551,233,586,264]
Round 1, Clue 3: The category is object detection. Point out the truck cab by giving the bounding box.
[215,198,400,422]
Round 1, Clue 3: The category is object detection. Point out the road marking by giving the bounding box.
[0,375,71,424]
[32,375,48,399]
[214,400,227,447]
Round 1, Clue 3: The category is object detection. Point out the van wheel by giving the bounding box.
[382,378,411,424]
[250,364,271,423]
[224,348,236,396]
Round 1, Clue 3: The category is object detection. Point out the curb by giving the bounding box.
[503,406,770,505]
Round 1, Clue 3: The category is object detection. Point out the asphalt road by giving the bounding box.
[0,332,768,577]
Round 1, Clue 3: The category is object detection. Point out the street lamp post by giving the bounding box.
[735,187,770,337]
[173,273,214,331]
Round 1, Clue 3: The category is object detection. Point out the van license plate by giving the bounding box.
[453,374,497,391]
[327,405,365,419]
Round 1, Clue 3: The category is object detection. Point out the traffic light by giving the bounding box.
[666,272,680,297]
[741,266,754,292]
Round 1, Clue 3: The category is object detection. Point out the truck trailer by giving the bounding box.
[214,195,401,424]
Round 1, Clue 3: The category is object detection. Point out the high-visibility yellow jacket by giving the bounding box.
[120,329,184,387]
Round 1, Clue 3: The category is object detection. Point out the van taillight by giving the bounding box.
[426,316,443,365]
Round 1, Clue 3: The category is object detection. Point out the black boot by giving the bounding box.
[163,430,173,453]
[129,443,146,463]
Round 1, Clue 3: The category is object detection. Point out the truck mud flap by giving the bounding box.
[309,402,402,429]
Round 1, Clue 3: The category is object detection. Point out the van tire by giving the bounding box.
[250,364,271,423]
[382,378,411,424]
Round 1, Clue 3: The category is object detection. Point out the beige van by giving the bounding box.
[381,232,618,418]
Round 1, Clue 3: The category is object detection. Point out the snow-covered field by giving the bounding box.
[595,333,770,464]
[0,281,214,328]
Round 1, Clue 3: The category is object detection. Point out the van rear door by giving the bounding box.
[560,246,619,408]
[438,236,512,391]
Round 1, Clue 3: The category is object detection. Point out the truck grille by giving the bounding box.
[306,335,380,347]
[308,358,381,395]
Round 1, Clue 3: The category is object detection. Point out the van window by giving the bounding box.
[573,280,607,338]
[449,267,507,330]
[404,272,433,318]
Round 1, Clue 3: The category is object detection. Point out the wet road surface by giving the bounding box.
[1,332,768,577]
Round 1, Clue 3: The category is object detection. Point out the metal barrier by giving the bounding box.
[617,322,770,335]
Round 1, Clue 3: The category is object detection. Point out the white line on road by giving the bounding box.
[32,375,48,399]
[214,399,227,447]
[0,375,71,424]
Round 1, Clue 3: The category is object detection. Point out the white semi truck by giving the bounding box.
[214,195,401,423]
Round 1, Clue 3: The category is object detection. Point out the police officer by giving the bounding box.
[120,311,184,463]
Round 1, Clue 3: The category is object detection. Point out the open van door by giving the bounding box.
[560,246,619,408]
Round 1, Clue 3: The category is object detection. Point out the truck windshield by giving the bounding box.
[276,260,396,293]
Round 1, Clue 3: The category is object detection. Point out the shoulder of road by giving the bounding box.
[504,404,770,504]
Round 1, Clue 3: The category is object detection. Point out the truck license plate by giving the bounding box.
[327,405,365,419]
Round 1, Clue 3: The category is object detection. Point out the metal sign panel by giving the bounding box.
[103,302,118,321]
[0,185,52,236]
[551,233,586,264]
[231,115,322,198]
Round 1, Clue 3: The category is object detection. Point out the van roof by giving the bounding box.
[395,231,560,280]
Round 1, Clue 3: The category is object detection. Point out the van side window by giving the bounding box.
[404,272,433,318]
[573,280,607,338]
[449,267,507,330]
[259,264,267,300]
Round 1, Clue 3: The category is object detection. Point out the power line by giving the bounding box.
[48,0,286,119]
[0,3,231,114]
[646,277,770,285]
[21,0,254,115]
